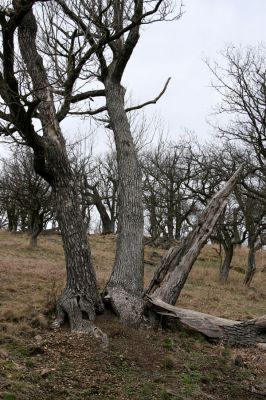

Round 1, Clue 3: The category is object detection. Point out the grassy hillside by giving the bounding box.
[0,231,265,400]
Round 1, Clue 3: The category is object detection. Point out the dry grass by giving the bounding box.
[0,231,265,400]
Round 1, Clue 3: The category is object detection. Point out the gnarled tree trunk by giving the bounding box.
[18,9,103,331]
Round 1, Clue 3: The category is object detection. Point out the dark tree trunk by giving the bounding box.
[244,240,256,286]
[219,244,234,283]
[92,188,113,234]
[167,189,175,240]
[20,212,28,232]
[149,199,160,240]
[18,9,103,332]
[7,210,18,233]
[174,199,182,241]
[104,79,144,323]
[47,145,104,330]
[175,218,182,241]
[29,211,44,247]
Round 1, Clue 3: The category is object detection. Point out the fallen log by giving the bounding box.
[148,296,266,346]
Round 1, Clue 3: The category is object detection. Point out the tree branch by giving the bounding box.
[125,77,171,112]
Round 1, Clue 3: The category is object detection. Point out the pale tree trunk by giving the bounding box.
[104,79,144,323]
[18,9,103,331]
[219,244,234,283]
[149,297,266,347]
[147,167,243,305]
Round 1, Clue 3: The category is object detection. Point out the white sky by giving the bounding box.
[1,0,266,155]
[123,0,266,142]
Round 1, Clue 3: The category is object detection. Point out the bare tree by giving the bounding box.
[0,148,53,246]
[208,45,266,200]
[235,188,266,286]
[0,1,110,331]
[53,0,182,322]
[1,3,261,344]
[141,137,196,242]
[0,0,181,327]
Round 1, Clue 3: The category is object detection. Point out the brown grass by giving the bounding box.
[0,231,265,400]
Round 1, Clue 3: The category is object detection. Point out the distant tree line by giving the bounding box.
[1,132,265,285]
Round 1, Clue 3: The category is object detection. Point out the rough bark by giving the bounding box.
[148,297,266,346]
[46,142,104,330]
[104,79,144,324]
[18,9,104,331]
[147,167,243,305]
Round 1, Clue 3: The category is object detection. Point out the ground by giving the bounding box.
[0,231,265,400]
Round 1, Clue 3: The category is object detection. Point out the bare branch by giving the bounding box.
[125,77,171,112]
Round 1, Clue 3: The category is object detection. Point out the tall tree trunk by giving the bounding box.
[104,79,144,323]
[18,9,103,331]
[219,244,234,283]
[244,239,256,286]
[147,168,243,305]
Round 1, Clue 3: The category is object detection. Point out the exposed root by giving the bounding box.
[52,289,108,348]
[73,321,109,349]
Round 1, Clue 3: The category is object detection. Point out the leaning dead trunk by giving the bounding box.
[104,79,144,323]
[147,167,243,305]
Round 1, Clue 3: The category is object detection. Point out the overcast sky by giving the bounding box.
[121,0,266,143]
[1,0,266,156]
